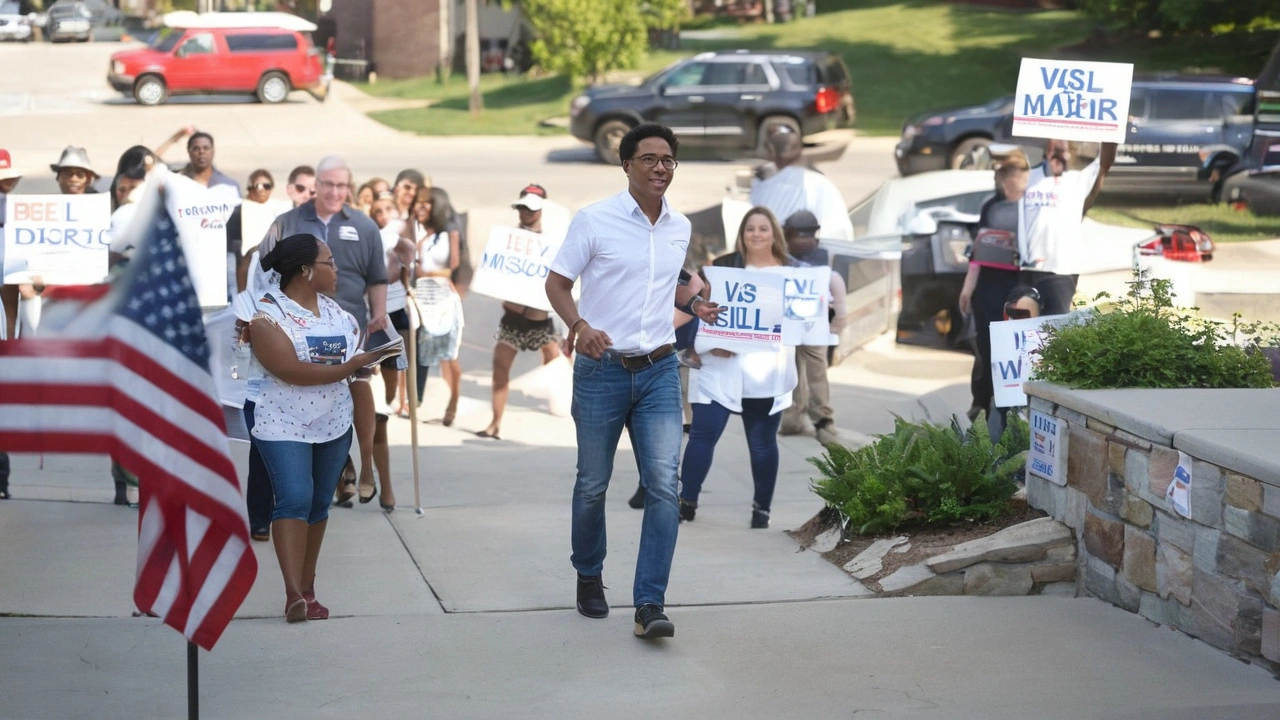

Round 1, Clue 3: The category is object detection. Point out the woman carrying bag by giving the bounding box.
[409,186,464,424]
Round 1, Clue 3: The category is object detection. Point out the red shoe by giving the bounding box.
[303,590,329,620]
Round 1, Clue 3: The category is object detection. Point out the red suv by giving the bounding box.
[109,23,325,106]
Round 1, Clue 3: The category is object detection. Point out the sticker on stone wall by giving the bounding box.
[1166,451,1192,518]
[1028,409,1063,485]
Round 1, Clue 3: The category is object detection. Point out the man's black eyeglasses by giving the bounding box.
[294,183,316,196]
[249,182,273,192]
[1004,304,1034,320]
[631,154,678,170]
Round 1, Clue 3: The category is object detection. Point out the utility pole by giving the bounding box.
[438,0,452,83]
[465,0,482,116]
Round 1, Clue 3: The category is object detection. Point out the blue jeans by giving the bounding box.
[256,427,354,524]
[242,402,275,533]
[681,398,783,512]
[571,351,682,608]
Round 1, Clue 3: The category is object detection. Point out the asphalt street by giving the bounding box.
[2,39,1278,719]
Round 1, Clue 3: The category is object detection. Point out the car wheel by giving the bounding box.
[594,119,632,165]
[133,75,167,106]
[256,72,290,104]
[756,115,801,157]
[950,137,991,170]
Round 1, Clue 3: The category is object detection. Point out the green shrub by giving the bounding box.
[1034,273,1277,390]
[809,413,1026,536]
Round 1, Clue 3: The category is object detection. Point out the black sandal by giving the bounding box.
[334,461,357,508]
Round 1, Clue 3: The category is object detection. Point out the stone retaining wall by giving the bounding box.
[1024,386,1280,672]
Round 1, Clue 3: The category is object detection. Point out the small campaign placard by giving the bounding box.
[990,312,1081,408]
[1028,409,1064,485]
[3,194,112,285]
[470,225,566,312]
[1012,58,1134,144]
[698,266,785,354]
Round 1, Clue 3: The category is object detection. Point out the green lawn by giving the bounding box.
[1090,203,1280,244]
[359,52,686,136]
[359,2,1276,139]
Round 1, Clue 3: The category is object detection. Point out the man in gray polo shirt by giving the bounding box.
[256,155,390,507]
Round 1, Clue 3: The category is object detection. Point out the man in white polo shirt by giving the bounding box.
[1018,138,1116,315]
[547,123,720,640]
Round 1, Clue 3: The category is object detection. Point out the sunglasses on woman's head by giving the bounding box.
[1004,304,1033,320]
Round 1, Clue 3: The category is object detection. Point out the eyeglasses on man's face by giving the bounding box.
[293,183,316,196]
[631,154,678,170]
[319,180,351,192]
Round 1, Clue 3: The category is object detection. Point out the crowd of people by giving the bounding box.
[1,118,1105,639]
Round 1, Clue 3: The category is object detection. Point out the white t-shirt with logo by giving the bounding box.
[1018,158,1102,275]
[251,290,360,443]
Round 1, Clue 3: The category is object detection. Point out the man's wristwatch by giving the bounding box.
[678,295,703,316]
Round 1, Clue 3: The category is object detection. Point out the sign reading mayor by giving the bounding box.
[1012,58,1133,144]
[470,225,565,312]
[3,194,112,285]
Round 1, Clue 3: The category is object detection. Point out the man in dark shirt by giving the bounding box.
[180,131,240,195]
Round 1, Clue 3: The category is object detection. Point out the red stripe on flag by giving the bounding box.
[1,382,238,492]
[0,337,227,430]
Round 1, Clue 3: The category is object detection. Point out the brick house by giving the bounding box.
[321,0,527,80]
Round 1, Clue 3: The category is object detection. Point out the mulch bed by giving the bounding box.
[788,498,1047,590]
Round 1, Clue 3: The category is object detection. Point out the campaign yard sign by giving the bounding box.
[3,193,112,285]
[1028,409,1064,485]
[782,265,833,346]
[470,225,565,312]
[698,266,785,354]
[1013,58,1134,144]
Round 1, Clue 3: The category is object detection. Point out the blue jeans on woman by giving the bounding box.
[571,351,683,608]
[242,401,275,534]
[680,398,783,513]
[256,427,354,524]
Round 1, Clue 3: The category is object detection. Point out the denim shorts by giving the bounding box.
[256,427,354,524]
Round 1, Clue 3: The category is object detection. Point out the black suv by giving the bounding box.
[895,76,1255,200]
[569,50,855,164]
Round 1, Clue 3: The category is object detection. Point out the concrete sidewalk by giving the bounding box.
[2,299,1278,717]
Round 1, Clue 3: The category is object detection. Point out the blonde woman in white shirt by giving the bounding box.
[680,207,799,530]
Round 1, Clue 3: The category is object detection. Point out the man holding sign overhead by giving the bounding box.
[546,123,720,641]
[1012,58,1128,314]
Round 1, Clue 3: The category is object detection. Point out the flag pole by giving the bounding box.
[187,641,199,720]
[405,273,425,517]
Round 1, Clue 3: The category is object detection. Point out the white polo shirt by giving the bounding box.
[1018,158,1102,275]
[550,190,691,356]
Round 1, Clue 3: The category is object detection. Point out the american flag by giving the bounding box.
[0,196,256,650]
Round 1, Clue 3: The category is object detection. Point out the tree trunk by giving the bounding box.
[438,0,452,83]
[465,0,483,116]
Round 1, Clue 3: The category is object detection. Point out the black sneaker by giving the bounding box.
[627,485,646,510]
[576,574,609,619]
[679,498,697,523]
[634,604,675,639]
[751,507,770,529]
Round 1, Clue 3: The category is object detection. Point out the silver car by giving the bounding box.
[0,1,32,42]
[45,0,91,42]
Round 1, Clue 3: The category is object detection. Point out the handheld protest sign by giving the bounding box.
[1013,58,1134,144]
[697,266,785,354]
[781,265,832,346]
[163,173,240,308]
[989,312,1077,407]
[3,194,112,284]
[470,225,565,311]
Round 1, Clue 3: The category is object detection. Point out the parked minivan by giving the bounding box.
[108,13,325,106]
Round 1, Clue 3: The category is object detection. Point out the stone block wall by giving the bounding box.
[1025,393,1280,672]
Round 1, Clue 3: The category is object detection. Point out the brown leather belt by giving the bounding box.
[620,344,675,371]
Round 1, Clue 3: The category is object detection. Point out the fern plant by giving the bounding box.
[809,413,1026,536]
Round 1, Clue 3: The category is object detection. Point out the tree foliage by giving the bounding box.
[642,0,690,33]
[521,0,649,85]
[1077,0,1277,34]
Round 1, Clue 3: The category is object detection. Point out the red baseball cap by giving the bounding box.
[0,149,22,181]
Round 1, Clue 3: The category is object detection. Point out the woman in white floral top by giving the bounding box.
[249,234,401,623]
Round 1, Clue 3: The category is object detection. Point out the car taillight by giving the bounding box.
[815,86,839,114]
